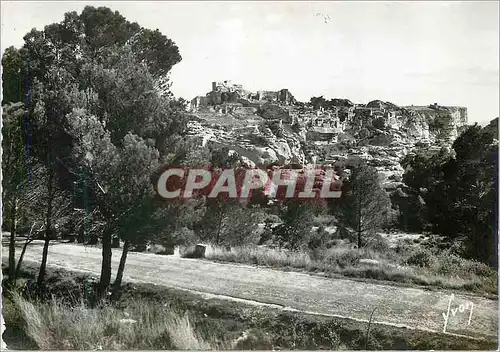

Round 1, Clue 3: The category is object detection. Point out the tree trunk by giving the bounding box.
[37,237,51,287]
[15,238,32,281]
[8,199,18,283]
[88,233,98,245]
[111,239,130,300]
[98,226,113,297]
[215,209,224,245]
[37,167,54,287]
[357,199,362,249]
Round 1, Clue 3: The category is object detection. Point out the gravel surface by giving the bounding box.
[5,242,497,339]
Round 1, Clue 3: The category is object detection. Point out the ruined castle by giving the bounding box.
[190,80,296,113]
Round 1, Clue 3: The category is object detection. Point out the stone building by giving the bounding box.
[278,89,296,105]
[257,90,279,102]
[190,95,209,112]
[212,80,244,93]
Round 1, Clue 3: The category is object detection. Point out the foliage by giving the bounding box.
[309,96,326,110]
[401,121,498,266]
[372,117,385,130]
[406,249,434,268]
[273,200,325,250]
[1,5,188,291]
[195,197,263,246]
[335,164,391,248]
[1,46,24,105]
[2,103,30,214]
[205,240,496,294]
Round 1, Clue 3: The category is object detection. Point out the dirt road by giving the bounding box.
[6,242,498,339]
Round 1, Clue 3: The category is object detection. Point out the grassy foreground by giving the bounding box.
[2,263,497,350]
[6,292,218,350]
[203,241,497,295]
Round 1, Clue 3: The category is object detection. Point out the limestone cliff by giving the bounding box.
[186,85,468,193]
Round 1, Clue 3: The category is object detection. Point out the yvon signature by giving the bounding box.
[442,293,474,333]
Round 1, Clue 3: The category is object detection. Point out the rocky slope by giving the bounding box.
[186,88,468,192]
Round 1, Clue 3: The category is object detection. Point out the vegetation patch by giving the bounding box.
[2,264,497,350]
[205,241,497,295]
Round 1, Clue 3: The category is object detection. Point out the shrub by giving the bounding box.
[436,255,463,275]
[232,328,273,349]
[266,313,341,349]
[364,235,391,253]
[321,248,366,268]
[372,117,385,130]
[406,250,434,268]
[465,261,496,277]
[307,226,329,250]
[336,250,363,268]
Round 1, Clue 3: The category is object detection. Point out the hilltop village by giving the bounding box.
[189,80,468,145]
[186,80,470,194]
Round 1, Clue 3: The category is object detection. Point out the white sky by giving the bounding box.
[1,1,499,124]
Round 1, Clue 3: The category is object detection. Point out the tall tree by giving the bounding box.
[2,103,29,282]
[1,47,24,105]
[445,122,498,265]
[273,200,324,250]
[2,102,71,285]
[337,164,390,248]
[65,54,187,294]
[14,6,185,293]
[25,65,73,287]
[399,147,453,232]
[400,121,498,266]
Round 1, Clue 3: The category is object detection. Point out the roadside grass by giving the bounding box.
[204,241,497,295]
[2,264,497,350]
[7,292,216,350]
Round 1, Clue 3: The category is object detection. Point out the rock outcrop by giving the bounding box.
[187,83,469,195]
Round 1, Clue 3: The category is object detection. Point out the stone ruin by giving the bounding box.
[189,81,297,112]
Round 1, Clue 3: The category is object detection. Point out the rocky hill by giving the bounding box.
[186,82,469,193]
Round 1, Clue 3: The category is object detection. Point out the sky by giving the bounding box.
[1,1,499,124]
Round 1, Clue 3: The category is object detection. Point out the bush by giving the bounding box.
[436,255,463,275]
[258,222,274,245]
[372,117,385,130]
[320,248,368,268]
[307,226,329,250]
[465,260,496,277]
[364,235,391,253]
[265,313,341,349]
[406,250,434,268]
[171,227,198,247]
[232,328,274,349]
[434,255,496,278]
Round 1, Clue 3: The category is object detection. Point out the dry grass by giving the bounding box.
[166,312,213,350]
[205,244,497,294]
[206,245,313,269]
[4,264,497,351]
[11,292,216,350]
